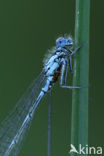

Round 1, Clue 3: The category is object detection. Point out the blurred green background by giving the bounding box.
[0,0,103,155]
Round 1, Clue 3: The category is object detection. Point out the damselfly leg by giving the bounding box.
[63,59,68,85]
[68,57,73,74]
[60,59,85,89]
[70,43,85,56]
[66,44,84,74]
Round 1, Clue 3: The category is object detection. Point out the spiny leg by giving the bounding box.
[63,44,83,74]
[68,43,85,74]
[61,85,82,89]
[69,43,85,56]
[63,59,68,85]
[61,85,88,89]
[60,60,84,89]
[68,57,73,74]
[60,59,68,86]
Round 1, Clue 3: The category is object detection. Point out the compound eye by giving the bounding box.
[67,40,70,43]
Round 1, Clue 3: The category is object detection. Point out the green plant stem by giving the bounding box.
[71,0,90,156]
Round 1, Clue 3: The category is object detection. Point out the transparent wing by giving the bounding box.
[0,70,46,156]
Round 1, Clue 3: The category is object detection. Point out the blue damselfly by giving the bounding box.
[0,35,82,156]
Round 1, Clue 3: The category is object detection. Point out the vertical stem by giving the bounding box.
[47,91,52,156]
[71,0,90,156]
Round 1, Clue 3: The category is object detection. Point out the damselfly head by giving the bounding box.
[56,37,73,48]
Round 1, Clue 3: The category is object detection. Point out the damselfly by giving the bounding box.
[0,35,82,156]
